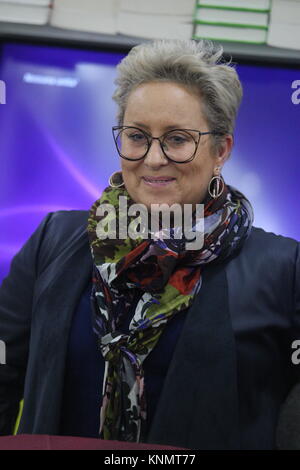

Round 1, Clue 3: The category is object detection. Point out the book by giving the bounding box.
[0,1,50,24]
[267,0,300,50]
[0,0,51,5]
[120,0,195,16]
[193,22,267,43]
[117,10,193,40]
[196,6,269,27]
[198,0,270,11]
[50,0,119,35]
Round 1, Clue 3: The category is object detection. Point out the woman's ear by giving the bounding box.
[216,134,234,169]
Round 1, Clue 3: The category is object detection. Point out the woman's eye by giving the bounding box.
[128,133,146,142]
[167,135,187,145]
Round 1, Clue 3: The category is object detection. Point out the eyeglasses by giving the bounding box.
[112,126,225,164]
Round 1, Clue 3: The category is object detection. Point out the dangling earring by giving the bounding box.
[109,171,125,188]
[208,167,224,198]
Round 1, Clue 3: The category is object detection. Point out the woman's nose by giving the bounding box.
[143,139,168,167]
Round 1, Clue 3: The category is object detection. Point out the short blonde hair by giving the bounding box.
[112,39,243,151]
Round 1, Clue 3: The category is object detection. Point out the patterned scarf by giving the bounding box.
[87,179,253,442]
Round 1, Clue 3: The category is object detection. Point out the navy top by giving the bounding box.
[59,279,188,439]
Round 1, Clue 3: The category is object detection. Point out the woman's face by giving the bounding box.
[120,81,232,208]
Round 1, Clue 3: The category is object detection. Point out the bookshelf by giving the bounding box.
[0,21,299,66]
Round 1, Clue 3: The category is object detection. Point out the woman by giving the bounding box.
[0,39,299,450]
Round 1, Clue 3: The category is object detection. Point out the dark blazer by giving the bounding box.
[0,210,299,449]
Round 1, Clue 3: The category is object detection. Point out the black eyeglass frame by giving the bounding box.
[112,125,226,164]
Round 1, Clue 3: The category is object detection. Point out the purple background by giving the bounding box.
[0,42,299,283]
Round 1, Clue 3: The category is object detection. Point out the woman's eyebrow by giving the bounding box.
[130,122,188,131]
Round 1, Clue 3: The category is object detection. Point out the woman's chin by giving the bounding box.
[138,198,181,210]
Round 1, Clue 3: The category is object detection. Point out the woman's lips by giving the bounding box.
[142,176,176,187]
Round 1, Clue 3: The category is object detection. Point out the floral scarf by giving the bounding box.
[87,179,253,442]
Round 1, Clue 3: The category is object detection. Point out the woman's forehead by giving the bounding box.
[124,81,206,128]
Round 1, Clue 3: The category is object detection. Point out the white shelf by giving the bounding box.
[0,21,299,65]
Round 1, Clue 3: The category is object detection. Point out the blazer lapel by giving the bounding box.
[19,222,93,434]
[147,262,240,450]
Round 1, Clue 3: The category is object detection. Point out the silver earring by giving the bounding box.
[208,172,224,199]
[109,171,125,188]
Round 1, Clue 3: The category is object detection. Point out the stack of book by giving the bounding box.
[116,0,195,40]
[267,0,300,50]
[50,0,119,35]
[0,0,51,24]
[193,0,271,44]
